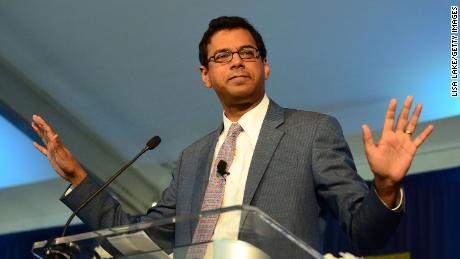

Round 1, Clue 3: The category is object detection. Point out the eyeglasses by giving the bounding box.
[208,46,260,64]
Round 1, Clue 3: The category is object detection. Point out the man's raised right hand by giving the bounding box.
[31,115,87,187]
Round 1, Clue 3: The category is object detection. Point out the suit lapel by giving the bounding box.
[243,100,285,205]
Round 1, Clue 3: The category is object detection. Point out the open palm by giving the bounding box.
[31,115,87,186]
[362,96,433,194]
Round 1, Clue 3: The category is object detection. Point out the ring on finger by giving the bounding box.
[404,129,413,135]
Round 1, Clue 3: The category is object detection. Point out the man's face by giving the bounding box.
[200,28,270,109]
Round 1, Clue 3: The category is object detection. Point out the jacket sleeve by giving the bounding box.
[60,152,184,249]
[311,115,404,250]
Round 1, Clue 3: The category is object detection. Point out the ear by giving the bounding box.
[263,60,270,80]
[200,66,212,88]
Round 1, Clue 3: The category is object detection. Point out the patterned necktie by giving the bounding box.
[189,122,243,258]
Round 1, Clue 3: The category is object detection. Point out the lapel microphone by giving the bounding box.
[217,160,229,178]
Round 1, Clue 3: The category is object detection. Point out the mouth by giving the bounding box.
[228,75,250,81]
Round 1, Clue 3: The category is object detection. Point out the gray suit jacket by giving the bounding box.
[62,100,403,256]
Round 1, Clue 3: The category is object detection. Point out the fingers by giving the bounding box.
[383,99,397,131]
[362,124,375,152]
[395,96,413,132]
[404,103,422,133]
[31,121,45,141]
[32,116,48,144]
[384,96,422,135]
[31,114,59,146]
[33,141,48,156]
[32,115,56,137]
[51,132,62,146]
[413,124,434,148]
[31,114,63,162]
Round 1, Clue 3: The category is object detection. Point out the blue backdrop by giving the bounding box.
[323,166,460,258]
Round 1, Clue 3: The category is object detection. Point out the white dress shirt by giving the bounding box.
[211,94,270,240]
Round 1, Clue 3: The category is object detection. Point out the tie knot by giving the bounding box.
[228,123,243,138]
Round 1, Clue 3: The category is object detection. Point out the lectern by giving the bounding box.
[32,205,323,258]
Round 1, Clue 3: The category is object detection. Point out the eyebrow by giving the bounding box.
[212,45,256,55]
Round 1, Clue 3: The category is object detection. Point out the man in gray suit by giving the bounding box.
[32,16,433,256]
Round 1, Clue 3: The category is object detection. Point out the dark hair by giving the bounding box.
[199,16,267,67]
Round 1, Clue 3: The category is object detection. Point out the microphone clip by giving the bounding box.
[216,160,229,179]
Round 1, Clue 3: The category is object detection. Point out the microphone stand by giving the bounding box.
[43,136,161,259]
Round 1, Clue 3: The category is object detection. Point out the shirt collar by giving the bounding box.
[222,94,270,145]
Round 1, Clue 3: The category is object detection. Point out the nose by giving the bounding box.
[230,52,244,68]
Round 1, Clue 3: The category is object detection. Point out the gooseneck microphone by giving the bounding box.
[44,136,161,259]
[61,135,161,237]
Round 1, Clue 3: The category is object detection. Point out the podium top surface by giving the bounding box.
[32,205,323,259]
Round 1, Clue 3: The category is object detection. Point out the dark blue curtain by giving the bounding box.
[0,225,89,259]
[323,166,460,259]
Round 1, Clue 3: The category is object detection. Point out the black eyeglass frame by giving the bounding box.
[207,46,260,64]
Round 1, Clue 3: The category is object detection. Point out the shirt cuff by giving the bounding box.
[64,185,74,196]
[374,187,404,211]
